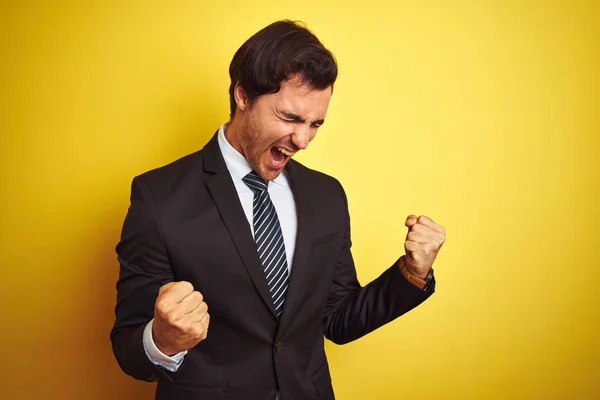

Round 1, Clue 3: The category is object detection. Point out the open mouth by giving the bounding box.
[269,146,294,168]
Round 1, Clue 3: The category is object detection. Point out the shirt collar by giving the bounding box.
[217,123,288,187]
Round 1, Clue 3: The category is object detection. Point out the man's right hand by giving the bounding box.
[152,281,210,356]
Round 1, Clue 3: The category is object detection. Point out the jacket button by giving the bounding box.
[275,341,282,352]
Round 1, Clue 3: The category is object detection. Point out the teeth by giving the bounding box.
[278,147,293,156]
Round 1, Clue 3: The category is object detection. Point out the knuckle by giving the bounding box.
[187,320,199,333]
[188,291,201,303]
[158,283,169,295]
[165,314,177,326]
[155,299,170,315]
[177,281,194,293]
[166,310,182,325]
[193,324,205,338]
[173,320,188,335]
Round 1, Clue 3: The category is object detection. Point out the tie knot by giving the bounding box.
[243,171,268,194]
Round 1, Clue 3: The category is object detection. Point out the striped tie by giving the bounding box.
[242,171,289,317]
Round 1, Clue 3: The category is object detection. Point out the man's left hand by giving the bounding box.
[404,215,446,279]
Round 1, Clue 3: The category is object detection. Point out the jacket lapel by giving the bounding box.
[278,160,315,331]
[203,133,278,319]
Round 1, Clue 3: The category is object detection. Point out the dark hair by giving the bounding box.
[228,20,338,117]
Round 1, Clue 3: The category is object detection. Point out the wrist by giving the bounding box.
[152,326,177,357]
[409,268,429,280]
[403,256,430,279]
[398,256,428,289]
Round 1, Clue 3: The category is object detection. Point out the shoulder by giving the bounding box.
[286,159,347,204]
[130,148,207,203]
[134,131,220,192]
[138,150,203,182]
[287,159,343,189]
[136,148,203,182]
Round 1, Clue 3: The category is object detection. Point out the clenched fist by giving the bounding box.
[404,215,446,279]
[152,281,210,356]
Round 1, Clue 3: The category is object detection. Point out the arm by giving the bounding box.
[323,183,436,345]
[110,176,178,382]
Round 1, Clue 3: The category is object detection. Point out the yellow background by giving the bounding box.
[1,1,598,399]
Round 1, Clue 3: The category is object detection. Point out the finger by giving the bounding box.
[197,313,210,339]
[409,223,445,242]
[404,240,419,253]
[417,215,445,234]
[158,281,177,296]
[160,281,195,304]
[409,223,434,234]
[187,298,208,318]
[405,214,418,228]
[179,291,204,314]
[406,231,430,244]
[195,309,210,325]
[188,300,208,320]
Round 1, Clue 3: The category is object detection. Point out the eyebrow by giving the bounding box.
[280,111,325,126]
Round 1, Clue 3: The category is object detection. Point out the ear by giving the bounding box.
[234,83,250,112]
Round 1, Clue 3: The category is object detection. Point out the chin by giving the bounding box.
[257,167,283,182]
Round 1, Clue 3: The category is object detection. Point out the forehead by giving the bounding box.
[259,78,332,118]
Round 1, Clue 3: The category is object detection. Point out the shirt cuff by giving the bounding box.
[398,256,428,289]
[142,318,187,372]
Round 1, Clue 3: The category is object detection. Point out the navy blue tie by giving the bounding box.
[242,171,289,317]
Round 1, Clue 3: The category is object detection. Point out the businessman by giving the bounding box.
[111,20,446,400]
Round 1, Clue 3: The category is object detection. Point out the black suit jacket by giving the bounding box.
[110,132,435,400]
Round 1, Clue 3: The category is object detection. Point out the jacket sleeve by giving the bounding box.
[110,175,176,382]
[323,182,436,344]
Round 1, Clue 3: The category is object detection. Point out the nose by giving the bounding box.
[291,125,310,150]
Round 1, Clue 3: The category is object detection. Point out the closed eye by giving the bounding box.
[278,110,325,128]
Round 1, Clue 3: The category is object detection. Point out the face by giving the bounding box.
[234,77,332,181]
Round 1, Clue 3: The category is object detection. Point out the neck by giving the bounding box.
[224,115,244,155]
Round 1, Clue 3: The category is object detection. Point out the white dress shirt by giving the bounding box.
[143,123,298,371]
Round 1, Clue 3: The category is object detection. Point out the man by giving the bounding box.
[111,20,445,400]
